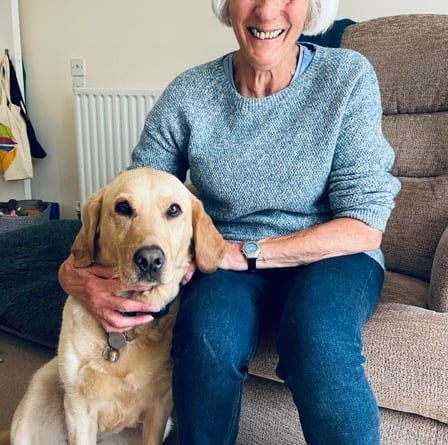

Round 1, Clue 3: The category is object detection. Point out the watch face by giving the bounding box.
[244,242,259,254]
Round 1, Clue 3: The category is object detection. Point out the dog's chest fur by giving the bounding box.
[58,297,176,433]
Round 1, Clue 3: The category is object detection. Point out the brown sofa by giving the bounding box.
[237,14,448,445]
[1,13,447,445]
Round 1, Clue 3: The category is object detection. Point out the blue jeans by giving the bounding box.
[172,253,383,445]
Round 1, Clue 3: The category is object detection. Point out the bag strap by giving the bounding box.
[0,55,12,106]
[8,55,26,110]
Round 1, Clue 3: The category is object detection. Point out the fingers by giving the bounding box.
[58,254,77,295]
[110,294,161,314]
[181,260,197,285]
[99,308,155,333]
[88,292,160,332]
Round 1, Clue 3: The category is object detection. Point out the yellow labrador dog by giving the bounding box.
[3,167,226,445]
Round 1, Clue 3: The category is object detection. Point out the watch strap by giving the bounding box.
[247,257,256,272]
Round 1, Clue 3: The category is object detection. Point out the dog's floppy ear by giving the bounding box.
[71,191,103,267]
[191,195,226,273]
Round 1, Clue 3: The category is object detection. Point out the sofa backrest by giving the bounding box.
[341,14,448,282]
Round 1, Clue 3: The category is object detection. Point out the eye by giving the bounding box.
[166,203,182,218]
[115,200,133,218]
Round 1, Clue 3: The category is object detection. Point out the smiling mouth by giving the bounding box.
[249,27,284,40]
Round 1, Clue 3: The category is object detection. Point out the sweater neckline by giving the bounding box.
[216,44,324,108]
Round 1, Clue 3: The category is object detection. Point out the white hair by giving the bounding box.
[211,0,340,36]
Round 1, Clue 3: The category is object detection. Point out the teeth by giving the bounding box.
[250,28,283,40]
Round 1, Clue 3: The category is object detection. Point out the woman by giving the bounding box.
[59,0,401,443]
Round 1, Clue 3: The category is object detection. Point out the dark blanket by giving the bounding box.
[299,18,356,47]
[0,219,81,348]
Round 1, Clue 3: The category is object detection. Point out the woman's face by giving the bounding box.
[228,0,310,71]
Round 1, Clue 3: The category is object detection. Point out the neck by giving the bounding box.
[233,46,299,98]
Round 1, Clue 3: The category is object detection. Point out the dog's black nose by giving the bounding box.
[133,246,165,280]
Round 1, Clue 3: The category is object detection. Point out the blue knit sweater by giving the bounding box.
[131,44,401,266]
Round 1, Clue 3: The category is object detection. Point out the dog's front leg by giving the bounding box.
[141,393,173,445]
[64,393,98,445]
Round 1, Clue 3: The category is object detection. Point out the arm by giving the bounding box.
[131,81,189,179]
[220,217,382,270]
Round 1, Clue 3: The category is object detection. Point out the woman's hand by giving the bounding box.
[218,241,247,271]
[58,254,161,332]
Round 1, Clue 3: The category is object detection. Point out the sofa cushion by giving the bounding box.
[239,377,448,445]
[380,110,448,281]
[382,113,448,179]
[380,112,448,280]
[380,271,428,308]
[364,303,448,424]
[340,15,448,115]
[382,175,448,281]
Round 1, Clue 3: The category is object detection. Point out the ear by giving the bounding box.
[190,194,226,273]
[71,191,103,267]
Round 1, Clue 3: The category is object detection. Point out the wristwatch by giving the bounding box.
[241,241,261,272]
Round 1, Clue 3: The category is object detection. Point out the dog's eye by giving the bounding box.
[115,200,133,218]
[166,203,182,218]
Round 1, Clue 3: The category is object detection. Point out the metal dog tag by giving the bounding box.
[102,346,120,363]
[107,332,127,350]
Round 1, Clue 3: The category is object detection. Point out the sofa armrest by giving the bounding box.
[363,302,448,424]
[429,225,448,312]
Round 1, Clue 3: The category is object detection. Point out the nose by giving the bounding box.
[133,245,165,281]
[255,0,281,21]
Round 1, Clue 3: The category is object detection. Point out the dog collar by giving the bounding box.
[103,302,173,363]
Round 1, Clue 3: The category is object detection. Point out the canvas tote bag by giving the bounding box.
[0,54,33,180]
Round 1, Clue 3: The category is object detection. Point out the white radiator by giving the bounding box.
[74,88,162,205]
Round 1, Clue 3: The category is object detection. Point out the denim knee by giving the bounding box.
[172,270,263,378]
[276,254,383,381]
[276,254,383,445]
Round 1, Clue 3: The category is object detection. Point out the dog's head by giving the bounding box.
[71,167,226,304]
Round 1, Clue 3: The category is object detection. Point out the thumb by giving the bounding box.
[90,263,116,279]
[181,261,197,285]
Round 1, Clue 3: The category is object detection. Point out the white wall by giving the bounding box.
[12,0,448,218]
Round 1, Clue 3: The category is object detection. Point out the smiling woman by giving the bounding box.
[58,0,401,444]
